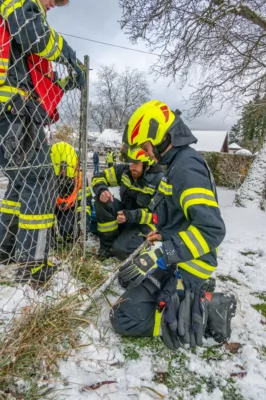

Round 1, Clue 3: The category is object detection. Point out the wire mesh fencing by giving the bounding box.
[0,2,109,395]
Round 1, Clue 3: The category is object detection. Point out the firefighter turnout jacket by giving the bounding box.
[105,151,116,165]
[149,141,226,281]
[92,164,164,233]
[0,0,78,122]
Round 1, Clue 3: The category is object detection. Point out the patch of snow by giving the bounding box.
[235,149,253,155]
[95,129,123,148]
[236,141,266,209]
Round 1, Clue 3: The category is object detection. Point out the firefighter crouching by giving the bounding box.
[0,0,85,282]
[51,142,92,244]
[92,144,164,261]
[111,100,237,349]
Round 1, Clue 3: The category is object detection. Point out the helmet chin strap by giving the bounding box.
[153,133,171,161]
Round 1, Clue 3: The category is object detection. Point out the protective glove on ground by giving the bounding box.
[118,246,168,287]
[177,269,207,347]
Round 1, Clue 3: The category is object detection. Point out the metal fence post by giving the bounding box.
[80,55,89,259]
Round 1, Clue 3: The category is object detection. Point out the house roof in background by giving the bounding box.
[190,131,228,152]
[94,129,123,148]
[229,142,242,149]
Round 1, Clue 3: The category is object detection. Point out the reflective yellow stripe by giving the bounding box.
[0,85,27,103]
[188,225,210,254]
[31,260,53,275]
[180,188,218,219]
[0,58,9,84]
[19,213,54,230]
[2,200,20,207]
[77,187,92,201]
[153,309,162,337]
[158,180,173,196]
[19,213,54,221]
[0,200,20,215]
[0,207,20,215]
[77,205,91,215]
[178,259,216,280]
[0,0,26,19]
[147,223,157,232]
[92,177,107,188]
[19,222,54,229]
[179,231,199,258]
[121,175,155,195]
[105,167,118,187]
[97,220,118,233]
[36,28,63,61]
[121,175,131,187]
[140,209,152,224]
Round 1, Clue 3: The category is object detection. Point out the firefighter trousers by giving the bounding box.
[55,207,80,242]
[0,112,57,265]
[110,278,237,343]
[95,198,149,261]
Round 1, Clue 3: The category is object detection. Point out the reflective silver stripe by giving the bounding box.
[19,217,54,225]
[180,260,216,275]
[0,91,15,99]
[97,221,118,232]
[143,212,149,224]
[0,203,20,211]
[105,168,117,186]
[181,193,215,209]
[0,61,9,66]
[44,31,60,59]
[158,181,173,195]
[185,230,205,257]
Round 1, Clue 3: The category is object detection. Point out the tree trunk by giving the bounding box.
[235,141,266,209]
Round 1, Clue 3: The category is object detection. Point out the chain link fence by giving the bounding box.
[0,4,116,396]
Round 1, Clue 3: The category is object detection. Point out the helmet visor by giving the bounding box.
[55,0,69,6]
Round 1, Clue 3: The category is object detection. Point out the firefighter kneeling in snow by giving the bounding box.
[111,100,237,348]
[51,142,92,244]
[92,145,164,261]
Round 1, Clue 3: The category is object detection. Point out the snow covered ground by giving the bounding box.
[53,187,266,400]
[1,187,266,399]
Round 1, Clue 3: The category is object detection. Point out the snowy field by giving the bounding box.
[1,187,266,399]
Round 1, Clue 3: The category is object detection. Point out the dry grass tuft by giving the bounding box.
[0,292,89,396]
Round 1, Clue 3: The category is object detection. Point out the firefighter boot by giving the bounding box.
[16,261,58,284]
[205,293,237,343]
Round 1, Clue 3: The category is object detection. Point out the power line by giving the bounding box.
[58,32,160,57]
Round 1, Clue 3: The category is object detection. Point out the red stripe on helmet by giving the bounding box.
[160,105,169,122]
[131,115,144,144]
[135,149,145,159]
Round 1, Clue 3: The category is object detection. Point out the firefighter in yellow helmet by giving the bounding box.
[91,143,164,261]
[111,100,236,350]
[51,142,92,244]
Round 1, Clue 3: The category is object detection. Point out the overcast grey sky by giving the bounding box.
[49,0,238,130]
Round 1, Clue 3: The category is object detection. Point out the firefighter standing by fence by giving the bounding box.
[92,145,164,261]
[111,100,236,349]
[0,0,85,282]
[105,149,116,168]
[51,142,92,244]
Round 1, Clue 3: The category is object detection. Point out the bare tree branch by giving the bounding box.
[119,0,266,116]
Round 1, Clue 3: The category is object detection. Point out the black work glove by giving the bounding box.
[177,269,207,347]
[157,275,180,350]
[122,209,139,224]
